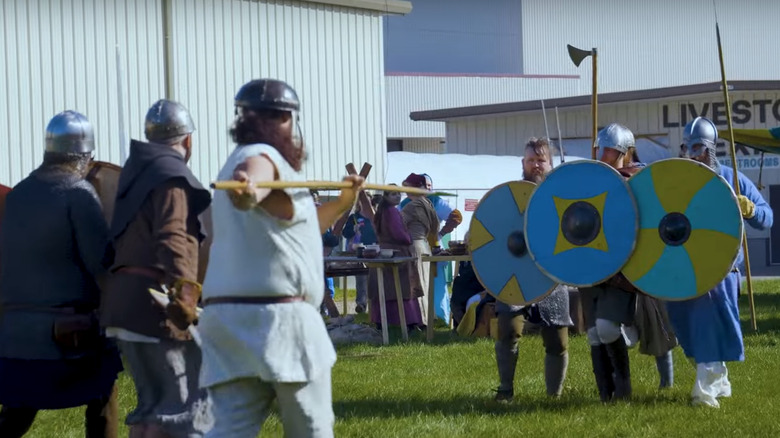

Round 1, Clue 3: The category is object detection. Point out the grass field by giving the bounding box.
[19,280,780,437]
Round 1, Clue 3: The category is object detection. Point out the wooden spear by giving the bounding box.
[210,180,456,197]
[715,19,758,331]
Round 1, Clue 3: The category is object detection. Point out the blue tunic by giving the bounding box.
[665,166,772,363]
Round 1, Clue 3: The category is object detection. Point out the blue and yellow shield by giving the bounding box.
[525,160,638,287]
[468,181,557,306]
[622,158,743,300]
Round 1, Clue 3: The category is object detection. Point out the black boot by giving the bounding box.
[494,341,518,402]
[85,383,119,438]
[590,344,615,402]
[0,406,38,438]
[604,337,632,400]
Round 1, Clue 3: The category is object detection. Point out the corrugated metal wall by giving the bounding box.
[0,0,164,185]
[402,138,444,153]
[0,0,387,187]
[386,74,580,138]
[170,0,387,184]
[521,0,780,95]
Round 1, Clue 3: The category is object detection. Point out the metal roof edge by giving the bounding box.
[410,80,780,121]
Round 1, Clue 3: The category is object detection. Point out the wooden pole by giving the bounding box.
[210,180,455,197]
[591,48,598,160]
[716,22,757,331]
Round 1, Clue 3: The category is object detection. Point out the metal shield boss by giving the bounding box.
[468,181,557,306]
[525,161,638,287]
[621,158,743,300]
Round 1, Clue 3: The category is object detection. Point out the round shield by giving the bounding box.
[525,160,638,287]
[468,181,557,306]
[621,158,743,300]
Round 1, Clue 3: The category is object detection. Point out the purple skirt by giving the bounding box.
[369,298,423,326]
[0,346,122,409]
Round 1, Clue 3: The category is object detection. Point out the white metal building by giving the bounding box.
[411,80,780,274]
[0,0,412,187]
[384,0,780,154]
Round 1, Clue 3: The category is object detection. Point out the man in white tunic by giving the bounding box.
[198,78,363,438]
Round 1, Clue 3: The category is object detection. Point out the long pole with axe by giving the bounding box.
[567,44,598,159]
[714,11,758,331]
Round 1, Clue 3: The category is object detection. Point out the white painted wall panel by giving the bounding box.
[386,74,580,138]
[521,0,780,95]
[0,0,164,186]
[169,0,387,185]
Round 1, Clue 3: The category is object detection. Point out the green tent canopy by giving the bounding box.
[718,127,780,154]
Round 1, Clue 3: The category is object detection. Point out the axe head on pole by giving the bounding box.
[567,44,593,67]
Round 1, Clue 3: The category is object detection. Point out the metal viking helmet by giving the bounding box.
[596,123,635,154]
[683,116,718,149]
[234,79,304,149]
[45,110,95,154]
[234,79,300,112]
[144,99,196,142]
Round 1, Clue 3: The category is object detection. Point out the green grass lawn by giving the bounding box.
[19,280,780,437]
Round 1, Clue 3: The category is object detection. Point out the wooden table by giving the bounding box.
[324,256,415,345]
[420,254,472,341]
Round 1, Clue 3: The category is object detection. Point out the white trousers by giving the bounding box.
[691,361,731,408]
[205,373,334,438]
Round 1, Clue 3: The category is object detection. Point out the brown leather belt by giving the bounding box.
[203,296,304,307]
[114,266,164,282]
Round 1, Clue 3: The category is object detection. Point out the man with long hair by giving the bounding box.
[198,78,364,437]
[0,111,121,437]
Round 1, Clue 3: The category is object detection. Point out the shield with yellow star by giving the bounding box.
[621,158,743,300]
[525,160,639,287]
[468,180,558,305]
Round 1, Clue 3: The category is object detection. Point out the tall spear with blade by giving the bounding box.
[715,13,758,331]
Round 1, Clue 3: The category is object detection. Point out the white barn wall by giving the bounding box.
[170,0,387,185]
[1,0,389,187]
[521,0,780,94]
[0,0,164,185]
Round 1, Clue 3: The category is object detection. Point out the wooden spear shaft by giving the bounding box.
[210,180,455,197]
[716,22,758,331]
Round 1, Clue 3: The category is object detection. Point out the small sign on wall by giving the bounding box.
[465,199,479,211]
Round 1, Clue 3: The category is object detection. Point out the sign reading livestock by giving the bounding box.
[467,157,745,303]
[468,181,557,306]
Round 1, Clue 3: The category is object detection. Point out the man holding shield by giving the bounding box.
[670,116,772,408]
[595,123,678,391]
[493,137,573,401]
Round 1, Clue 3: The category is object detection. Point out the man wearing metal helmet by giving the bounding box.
[101,99,213,436]
[198,79,364,438]
[593,123,679,392]
[0,111,122,437]
[668,116,772,408]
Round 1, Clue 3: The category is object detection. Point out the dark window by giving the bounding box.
[387,139,403,152]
